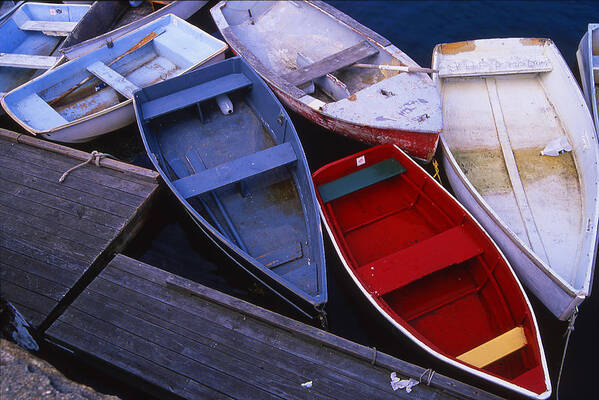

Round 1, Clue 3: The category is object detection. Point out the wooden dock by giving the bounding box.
[45,254,502,400]
[0,128,159,331]
[0,128,502,399]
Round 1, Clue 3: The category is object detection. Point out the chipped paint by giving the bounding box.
[348,94,357,101]
[439,41,476,55]
[520,38,549,46]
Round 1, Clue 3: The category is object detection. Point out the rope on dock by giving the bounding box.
[556,307,578,400]
[419,368,435,385]
[58,151,115,183]
[370,347,377,365]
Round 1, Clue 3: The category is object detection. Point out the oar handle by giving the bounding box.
[353,63,438,73]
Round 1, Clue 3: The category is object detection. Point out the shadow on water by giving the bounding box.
[2,1,598,399]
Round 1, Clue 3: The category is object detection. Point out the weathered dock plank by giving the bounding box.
[0,129,160,331]
[46,254,502,400]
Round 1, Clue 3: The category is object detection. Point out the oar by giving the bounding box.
[353,63,438,73]
[49,28,165,106]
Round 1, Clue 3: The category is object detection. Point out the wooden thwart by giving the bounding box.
[19,20,77,35]
[0,53,59,69]
[282,41,378,86]
[141,73,252,120]
[173,143,297,199]
[318,158,406,203]
[86,61,140,99]
[457,327,527,368]
[356,225,483,296]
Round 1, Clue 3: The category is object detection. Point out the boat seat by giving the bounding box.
[18,20,78,36]
[17,93,68,130]
[281,41,379,86]
[317,158,406,203]
[356,225,483,296]
[86,61,140,99]
[456,327,527,368]
[173,142,297,200]
[141,73,252,120]
[256,241,303,269]
[0,53,60,69]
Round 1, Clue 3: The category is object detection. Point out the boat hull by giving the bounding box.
[274,87,439,163]
[211,1,442,163]
[432,38,599,320]
[134,57,327,320]
[2,14,227,143]
[440,144,583,320]
[576,24,599,131]
[313,144,551,399]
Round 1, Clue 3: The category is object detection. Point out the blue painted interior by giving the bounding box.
[134,57,327,312]
[318,158,406,203]
[2,14,224,131]
[0,2,91,93]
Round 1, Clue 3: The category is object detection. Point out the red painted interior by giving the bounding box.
[313,145,547,396]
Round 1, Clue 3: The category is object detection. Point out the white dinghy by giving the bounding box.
[432,38,599,320]
[577,24,599,131]
[1,14,226,143]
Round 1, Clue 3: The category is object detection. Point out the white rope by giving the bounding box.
[419,368,435,385]
[556,307,578,400]
[58,150,113,183]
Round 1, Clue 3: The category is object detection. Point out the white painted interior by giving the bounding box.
[433,38,599,318]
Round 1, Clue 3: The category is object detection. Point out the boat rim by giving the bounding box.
[430,37,599,302]
[315,144,551,399]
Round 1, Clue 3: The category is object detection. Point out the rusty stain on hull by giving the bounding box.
[519,38,549,46]
[439,41,476,55]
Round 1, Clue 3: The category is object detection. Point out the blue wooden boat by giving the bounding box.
[133,57,328,321]
[0,2,91,98]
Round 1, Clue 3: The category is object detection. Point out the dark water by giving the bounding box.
[4,1,598,399]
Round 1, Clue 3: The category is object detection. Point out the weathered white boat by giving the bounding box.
[577,24,599,130]
[0,2,91,97]
[1,14,227,143]
[432,38,599,320]
[210,0,442,162]
[59,0,208,62]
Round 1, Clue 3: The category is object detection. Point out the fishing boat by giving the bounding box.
[432,38,599,320]
[210,0,442,163]
[59,0,207,62]
[0,2,91,99]
[1,14,227,143]
[133,57,327,321]
[577,24,599,130]
[312,144,551,399]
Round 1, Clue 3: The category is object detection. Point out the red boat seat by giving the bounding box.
[356,225,483,296]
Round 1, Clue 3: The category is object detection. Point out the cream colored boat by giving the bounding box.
[432,38,599,320]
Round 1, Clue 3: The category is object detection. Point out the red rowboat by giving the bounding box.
[210,1,442,163]
[312,144,551,399]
